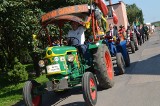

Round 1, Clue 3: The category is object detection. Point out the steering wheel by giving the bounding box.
[67,37,80,46]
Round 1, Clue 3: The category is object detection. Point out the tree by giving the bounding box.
[0,0,43,80]
[126,3,144,25]
[0,0,43,65]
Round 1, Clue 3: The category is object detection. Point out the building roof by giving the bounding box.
[108,1,126,6]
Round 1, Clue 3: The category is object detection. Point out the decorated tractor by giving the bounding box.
[23,1,115,106]
[105,34,130,75]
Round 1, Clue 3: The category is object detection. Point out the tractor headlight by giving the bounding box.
[96,42,100,46]
[60,56,65,61]
[38,60,45,67]
[67,55,74,62]
[54,57,59,62]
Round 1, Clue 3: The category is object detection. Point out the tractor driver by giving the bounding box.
[66,21,86,45]
[66,21,87,57]
[106,23,119,41]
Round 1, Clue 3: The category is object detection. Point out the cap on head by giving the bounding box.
[119,25,123,28]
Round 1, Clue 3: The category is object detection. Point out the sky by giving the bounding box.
[106,0,160,23]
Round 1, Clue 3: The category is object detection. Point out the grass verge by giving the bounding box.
[0,75,48,106]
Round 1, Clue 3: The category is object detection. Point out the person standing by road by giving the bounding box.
[134,26,142,46]
[144,24,149,41]
[140,24,145,43]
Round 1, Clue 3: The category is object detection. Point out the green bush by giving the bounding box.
[7,57,28,83]
[25,64,34,72]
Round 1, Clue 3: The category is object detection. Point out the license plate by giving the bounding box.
[46,64,61,73]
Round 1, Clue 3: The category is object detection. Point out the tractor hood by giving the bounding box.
[45,46,77,58]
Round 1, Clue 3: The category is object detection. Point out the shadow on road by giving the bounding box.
[126,54,160,75]
[41,85,112,106]
[41,86,85,106]
[13,86,84,106]
[61,102,85,106]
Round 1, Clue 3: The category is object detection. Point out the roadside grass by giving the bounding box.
[0,74,48,106]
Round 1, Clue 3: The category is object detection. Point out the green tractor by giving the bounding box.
[23,2,114,106]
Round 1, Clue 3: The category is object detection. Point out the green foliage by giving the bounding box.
[152,21,160,27]
[126,3,144,25]
[155,23,160,27]
[25,64,34,72]
[0,0,43,66]
[7,57,28,83]
[0,54,6,70]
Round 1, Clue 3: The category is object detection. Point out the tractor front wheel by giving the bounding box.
[23,80,42,106]
[82,72,97,106]
[116,53,125,75]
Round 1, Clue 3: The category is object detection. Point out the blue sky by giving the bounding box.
[106,0,160,23]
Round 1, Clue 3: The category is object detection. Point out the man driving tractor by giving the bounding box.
[67,21,86,45]
[66,21,87,58]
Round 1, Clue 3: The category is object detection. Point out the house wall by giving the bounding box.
[107,1,128,30]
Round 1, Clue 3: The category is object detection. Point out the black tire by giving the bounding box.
[125,52,130,67]
[93,44,114,89]
[130,41,135,53]
[23,80,42,106]
[116,53,125,75]
[82,72,97,106]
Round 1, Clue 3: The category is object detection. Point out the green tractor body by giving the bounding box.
[43,41,102,90]
[45,46,83,89]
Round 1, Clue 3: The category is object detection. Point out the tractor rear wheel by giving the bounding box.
[116,53,125,75]
[93,44,114,89]
[23,80,42,106]
[82,72,97,106]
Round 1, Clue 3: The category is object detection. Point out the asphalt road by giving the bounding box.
[19,29,160,106]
